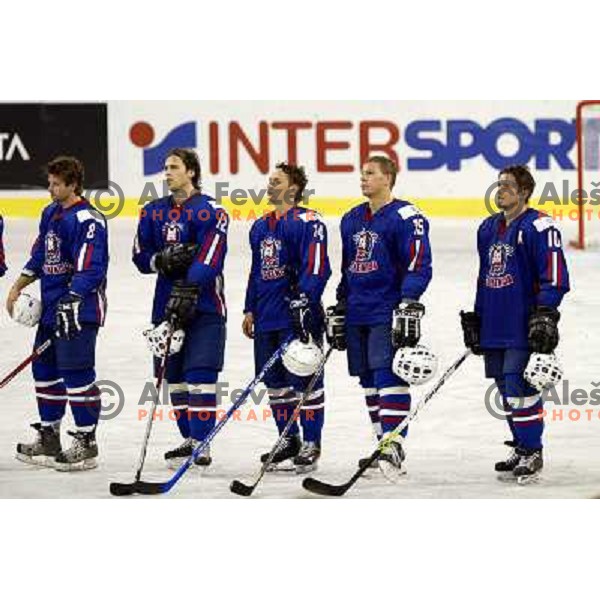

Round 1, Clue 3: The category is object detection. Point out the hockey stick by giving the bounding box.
[230,346,334,497]
[0,339,52,390]
[131,335,295,496]
[109,326,175,496]
[302,349,472,497]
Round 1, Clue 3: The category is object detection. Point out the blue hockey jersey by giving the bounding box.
[474,209,570,350]
[244,207,331,333]
[133,193,229,324]
[337,199,433,326]
[0,215,6,277]
[22,199,109,327]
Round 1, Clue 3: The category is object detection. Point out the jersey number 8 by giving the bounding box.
[86,222,96,240]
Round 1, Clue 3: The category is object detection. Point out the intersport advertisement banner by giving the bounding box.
[1,100,596,218]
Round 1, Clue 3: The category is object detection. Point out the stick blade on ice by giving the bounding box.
[230,480,255,497]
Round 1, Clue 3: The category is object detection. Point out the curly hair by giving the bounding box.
[275,161,308,203]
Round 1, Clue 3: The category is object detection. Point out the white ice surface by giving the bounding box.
[0,215,598,499]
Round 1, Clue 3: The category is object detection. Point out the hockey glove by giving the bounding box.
[153,243,199,279]
[56,292,83,340]
[528,306,560,354]
[289,293,312,344]
[326,301,347,351]
[460,310,482,355]
[165,282,199,329]
[392,301,425,349]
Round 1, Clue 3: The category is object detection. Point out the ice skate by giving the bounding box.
[495,441,520,481]
[513,448,543,485]
[378,433,407,482]
[261,434,301,472]
[165,438,212,469]
[293,441,321,474]
[192,441,212,468]
[54,429,98,472]
[16,422,61,467]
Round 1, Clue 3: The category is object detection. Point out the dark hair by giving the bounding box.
[275,161,308,203]
[166,148,201,189]
[499,164,535,203]
[47,156,84,195]
[365,155,398,188]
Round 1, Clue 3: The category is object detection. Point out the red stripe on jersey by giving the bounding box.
[556,253,562,287]
[210,238,224,268]
[409,240,416,265]
[547,252,552,284]
[307,242,316,275]
[198,232,216,263]
[415,240,424,270]
[84,244,94,269]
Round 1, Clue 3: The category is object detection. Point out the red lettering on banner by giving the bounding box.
[229,121,269,174]
[272,122,312,164]
[316,121,353,172]
[359,121,400,167]
[209,122,219,174]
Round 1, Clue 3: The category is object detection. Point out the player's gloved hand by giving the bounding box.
[153,243,199,279]
[56,292,83,340]
[392,301,425,349]
[165,282,199,329]
[289,293,311,344]
[326,300,346,351]
[528,306,560,354]
[460,310,482,355]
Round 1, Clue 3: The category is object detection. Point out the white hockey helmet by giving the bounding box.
[524,352,563,391]
[143,321,185,357]
[11,293,42,327]
[392,344,438,385]
[282,338,323,377]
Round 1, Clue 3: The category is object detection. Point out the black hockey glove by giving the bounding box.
[460,310,482,355]
[289,293,312,344]
[528,306,560,354]
[56,292,83,340]
[392,301,425,349]
[165,282,199,329]
[154,243,199,279]
[326,301,347,351]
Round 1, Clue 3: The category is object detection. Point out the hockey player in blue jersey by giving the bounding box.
[242,162,331,473]
[460,165,570,482]
[133,148,228,468]
[326,156,432,474]
[6,156,109,471]
[0,214,6,277]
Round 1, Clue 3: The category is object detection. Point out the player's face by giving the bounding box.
[361,162,390,198]
[267,169,297,207]
[48,174,76,203]
[496,173,522,212]
[164,156,194,193]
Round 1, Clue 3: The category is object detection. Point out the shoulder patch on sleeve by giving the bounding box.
[76,209,106,227]
[397,204,421,220]
[299,210,323,223]
[532,216,555,232]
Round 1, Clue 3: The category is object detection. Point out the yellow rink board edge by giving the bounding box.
[0,196,578,219]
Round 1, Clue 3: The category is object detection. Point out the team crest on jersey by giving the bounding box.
[45,232,61,265]
[43,232,71,275]
[350,228,379,273]
[162,221,183,244]
[486,242,515,288]
[260,236,286,280]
